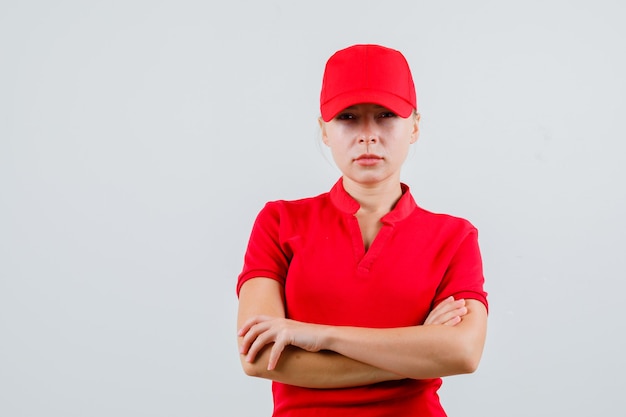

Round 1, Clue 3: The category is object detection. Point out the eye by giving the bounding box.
[335,112,356,120]
[378,111,397,119]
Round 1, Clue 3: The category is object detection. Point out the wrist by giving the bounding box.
[319,324,338,352]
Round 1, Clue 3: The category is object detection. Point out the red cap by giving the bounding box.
[320,44,417,122]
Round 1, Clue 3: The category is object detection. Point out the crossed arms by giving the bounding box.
[237,277,487,389]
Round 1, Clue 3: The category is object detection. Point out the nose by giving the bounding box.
[358,135,378,144]
[357,118,379,145]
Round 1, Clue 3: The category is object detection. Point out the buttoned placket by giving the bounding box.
[348,215,395,277]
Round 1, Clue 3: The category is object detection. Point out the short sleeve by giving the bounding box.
[433,228,489,312]
[236,202,291,296]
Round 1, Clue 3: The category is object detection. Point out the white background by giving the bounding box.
[1,1,625,416]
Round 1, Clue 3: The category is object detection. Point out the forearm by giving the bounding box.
[324,300,487,379]
[239,343,405,389]
[325,326,476,379]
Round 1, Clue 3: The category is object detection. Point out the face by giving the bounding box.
[319,103,420,187]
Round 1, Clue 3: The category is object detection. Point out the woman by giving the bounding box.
[236,44,488,416]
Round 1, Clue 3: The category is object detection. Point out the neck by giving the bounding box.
[342,176,403,215]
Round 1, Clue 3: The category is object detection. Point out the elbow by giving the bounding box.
[238,340,278,379]
[453,342,484,374]
[431,300,487,377]
[456,354,481,374]
[240,356,267,378]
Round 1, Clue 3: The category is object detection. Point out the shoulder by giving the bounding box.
[411,204,478,238]
[261,191,331,216]
[252,191,333,230]
[399,185,477,235]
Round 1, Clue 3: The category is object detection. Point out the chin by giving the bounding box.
[347,174,387,185]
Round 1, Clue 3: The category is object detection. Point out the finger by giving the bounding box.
[424,298,457,324]
[425,299,466,325]
[240,320,271,355]
[436,306,468,325]
[239,331,255,355]
[267,339,287,371]
[443,315,462,326]
[246,325,278,363]
[434,296,455,308]
[238,315,271,337]
[437,298,465,312]
[430,298,462,317]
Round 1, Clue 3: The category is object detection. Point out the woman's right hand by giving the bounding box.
[423,296,468,326]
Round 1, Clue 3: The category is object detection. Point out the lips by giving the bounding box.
[355,154,383,166]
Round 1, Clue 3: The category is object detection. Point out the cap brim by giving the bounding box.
[320,90,414,122]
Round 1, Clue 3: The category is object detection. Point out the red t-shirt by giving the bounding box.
[237,178,488,417]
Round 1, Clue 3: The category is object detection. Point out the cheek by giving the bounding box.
[326,143,354,167]
[327,124,353,140]
[329,143,351,160]
[325,130,353,154]
[388,136,413,159]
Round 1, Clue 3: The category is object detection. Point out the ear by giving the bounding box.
[410,112,420,144]
[318,117,330,146]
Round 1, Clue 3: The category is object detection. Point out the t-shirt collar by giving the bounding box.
[329,177,417,224]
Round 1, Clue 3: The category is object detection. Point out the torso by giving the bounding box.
[237,178,488,416]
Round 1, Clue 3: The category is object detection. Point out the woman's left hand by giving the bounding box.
[238,316,328,371]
